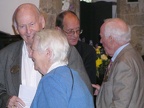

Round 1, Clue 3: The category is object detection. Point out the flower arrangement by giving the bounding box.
[95,45,110,84]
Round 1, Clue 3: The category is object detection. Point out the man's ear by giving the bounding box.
[46,48,52,59]
[12,24,19,35]
[40,15,46,29]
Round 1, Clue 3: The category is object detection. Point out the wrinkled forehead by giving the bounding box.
[18,8,38,18]
[14,5,39,23]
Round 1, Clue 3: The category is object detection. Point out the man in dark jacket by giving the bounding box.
[56,10,97,85]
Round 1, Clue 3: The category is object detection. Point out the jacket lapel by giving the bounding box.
[10,41,23,94]
[114,44,133,63]
[108,44,133,77]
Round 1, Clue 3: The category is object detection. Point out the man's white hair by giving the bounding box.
[104,18,131,45]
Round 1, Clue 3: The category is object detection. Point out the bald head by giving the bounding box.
[13,3,41,27]
[56,10,79,29]
[63,12,79,28]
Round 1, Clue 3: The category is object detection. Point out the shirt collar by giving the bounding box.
[47,61,68,73]
[111,43,129,62]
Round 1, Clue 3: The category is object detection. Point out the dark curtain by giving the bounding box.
[80,1,113,47]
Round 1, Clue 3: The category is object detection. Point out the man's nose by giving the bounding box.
[73,31,79,37]
[26,26,31,34]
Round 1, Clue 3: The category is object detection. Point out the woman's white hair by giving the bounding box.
[35,29,69,64]
[104,18,131,45]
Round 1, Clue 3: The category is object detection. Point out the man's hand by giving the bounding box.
[7,96,25,108]
[92,84,100,95]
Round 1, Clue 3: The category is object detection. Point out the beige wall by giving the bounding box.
[117,0,144,55]
[0,0,39,35]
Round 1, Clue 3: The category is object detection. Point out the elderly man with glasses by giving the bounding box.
[56,11,97,106]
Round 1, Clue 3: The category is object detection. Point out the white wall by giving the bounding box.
[0,0,39,35]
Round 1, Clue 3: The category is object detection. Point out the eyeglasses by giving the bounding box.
[63,29,83,36]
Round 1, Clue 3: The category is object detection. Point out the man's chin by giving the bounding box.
[34,67,38,71]
[70,41,78,46]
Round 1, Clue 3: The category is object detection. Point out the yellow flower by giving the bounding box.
[96,46,101,54]
[97,46,101,49]
[96,50,100,54]
[95,45,110,84]
[101,54,108,60]
[96,58,102,68]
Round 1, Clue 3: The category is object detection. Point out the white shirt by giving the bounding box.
[111,43,129,62]
[21,42,42,88]
[47,61,68,74]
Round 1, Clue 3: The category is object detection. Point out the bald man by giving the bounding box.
[0,3,92,108]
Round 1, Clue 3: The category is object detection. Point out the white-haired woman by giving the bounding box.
[30,29,94,108]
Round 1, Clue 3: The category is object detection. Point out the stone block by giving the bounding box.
[131,26,144,55]
[122,14,144,25]
[117,2,139,14]
[39,0,79,29]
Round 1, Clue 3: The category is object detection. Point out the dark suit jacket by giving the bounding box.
[96,44,144,108]
[0,40,92,108]
[75,41,97,84]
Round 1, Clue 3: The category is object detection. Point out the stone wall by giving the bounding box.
[117,0,144,55]
[39,0,80,29]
